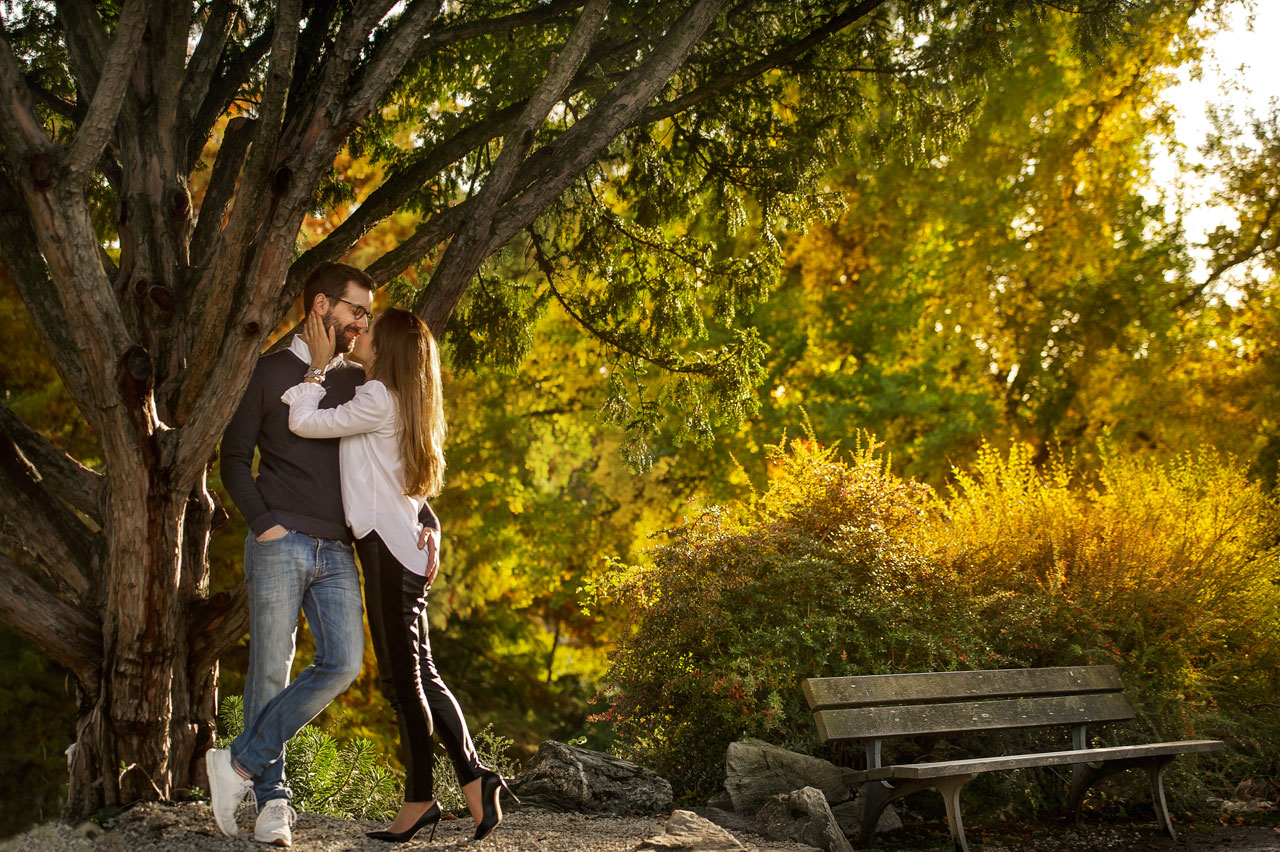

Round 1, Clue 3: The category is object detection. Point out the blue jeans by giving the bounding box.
[231,531,363,806]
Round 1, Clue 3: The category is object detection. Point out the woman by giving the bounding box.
[282,307,515,843]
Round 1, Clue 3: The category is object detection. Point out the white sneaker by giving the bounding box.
[255,799,297,847]
[205,748,253,836]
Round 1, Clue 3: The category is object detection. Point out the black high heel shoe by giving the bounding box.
[473,770,519,841]
[367,801,442,843]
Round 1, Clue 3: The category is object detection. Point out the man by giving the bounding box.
[210,263,436,846]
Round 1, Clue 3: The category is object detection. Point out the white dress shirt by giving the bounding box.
[281,375,431,576]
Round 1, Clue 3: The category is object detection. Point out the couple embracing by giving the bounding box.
[209,263,513,847]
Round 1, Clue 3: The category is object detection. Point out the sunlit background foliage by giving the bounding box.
[4,0,1280,836]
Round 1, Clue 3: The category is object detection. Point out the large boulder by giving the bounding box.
[748,787,854,852]
[509,740,673,814]
[724,740,850,815]
[636,810,746,851]
[830,796,902,836]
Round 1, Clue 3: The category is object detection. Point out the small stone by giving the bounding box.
[636,809,745,850]
[71,822,103,840]
[749,787,854,852]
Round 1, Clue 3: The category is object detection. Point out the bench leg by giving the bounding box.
[1148,758,1177,841]
[1070,755,1179,840]
[861,781,894,846]
[859,776,973,851]
[936,775,972,852]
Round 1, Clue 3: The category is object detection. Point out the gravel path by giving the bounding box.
[2,801,1277,852]
[0,801,815,852]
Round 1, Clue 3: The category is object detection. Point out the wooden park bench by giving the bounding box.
[802,665,1223,852]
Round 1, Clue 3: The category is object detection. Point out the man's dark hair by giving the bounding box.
[302,262,374,313]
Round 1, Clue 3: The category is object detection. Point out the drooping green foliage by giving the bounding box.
[596,436,1280,808]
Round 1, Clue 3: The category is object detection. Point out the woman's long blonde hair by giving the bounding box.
[368,309,446,498]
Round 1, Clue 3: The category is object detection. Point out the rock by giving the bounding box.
[748,787,854,852]
[688,806,751,833]
[724,740,850,815]
[636,809,746,850]
[510,740,673,814]
[830,796,901,836]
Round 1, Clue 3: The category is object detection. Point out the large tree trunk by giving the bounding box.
[64,470,220,813]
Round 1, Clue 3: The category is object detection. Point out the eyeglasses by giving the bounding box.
[333,297,373,322]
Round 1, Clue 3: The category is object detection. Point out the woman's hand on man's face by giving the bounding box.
[304,310,336,369]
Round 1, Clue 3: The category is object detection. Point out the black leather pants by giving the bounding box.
[356,532,484,801]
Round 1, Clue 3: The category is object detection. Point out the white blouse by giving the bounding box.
[281,379,432,576]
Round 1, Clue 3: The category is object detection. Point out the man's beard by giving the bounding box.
[324,310,360,355]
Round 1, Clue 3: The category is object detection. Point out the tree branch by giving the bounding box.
[0,173,93,407]
[65,0,147,178]
[0,550,100,680]
[188,583,249,675]
[0,405,103,527]
[0,29,56,158]
[190,116,255,268]
[530,229,713,376]
[22,73,84,123]
[1177,191,1280,310]
[338,0,446,129]
[364,194,474,287]
[178,0,238,143]
[186,24,275,172]
[52,0,108,100]
[290,101,525,282]
[292,26,647,285]
[315,0,868,309]
[635,0,886,126]
[281,0,342,129]
[0,429,95,602]
[179,2,302,428]
[417,0,727,334]
[414,0,585,56]
[417,0,611,333]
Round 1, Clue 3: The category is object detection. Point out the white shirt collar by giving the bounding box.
[288,334,347,371]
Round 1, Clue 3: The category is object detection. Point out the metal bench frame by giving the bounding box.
[803,665,1224,852]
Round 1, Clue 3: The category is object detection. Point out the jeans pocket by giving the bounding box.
[254,530,292,546]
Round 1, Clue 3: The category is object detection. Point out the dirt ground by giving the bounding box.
[877,817,1280,851]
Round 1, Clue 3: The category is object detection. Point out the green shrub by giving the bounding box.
[595,436,1280,815]
[593,437,981,799]
[217,695,517,820]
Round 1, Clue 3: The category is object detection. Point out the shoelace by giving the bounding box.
[263,802,296,826]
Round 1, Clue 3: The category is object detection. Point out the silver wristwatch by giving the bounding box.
[303,367,326,383]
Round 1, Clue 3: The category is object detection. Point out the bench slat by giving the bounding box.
[804,665,1124,710]
[848,740,1225,782]
[814,692,1135,741]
